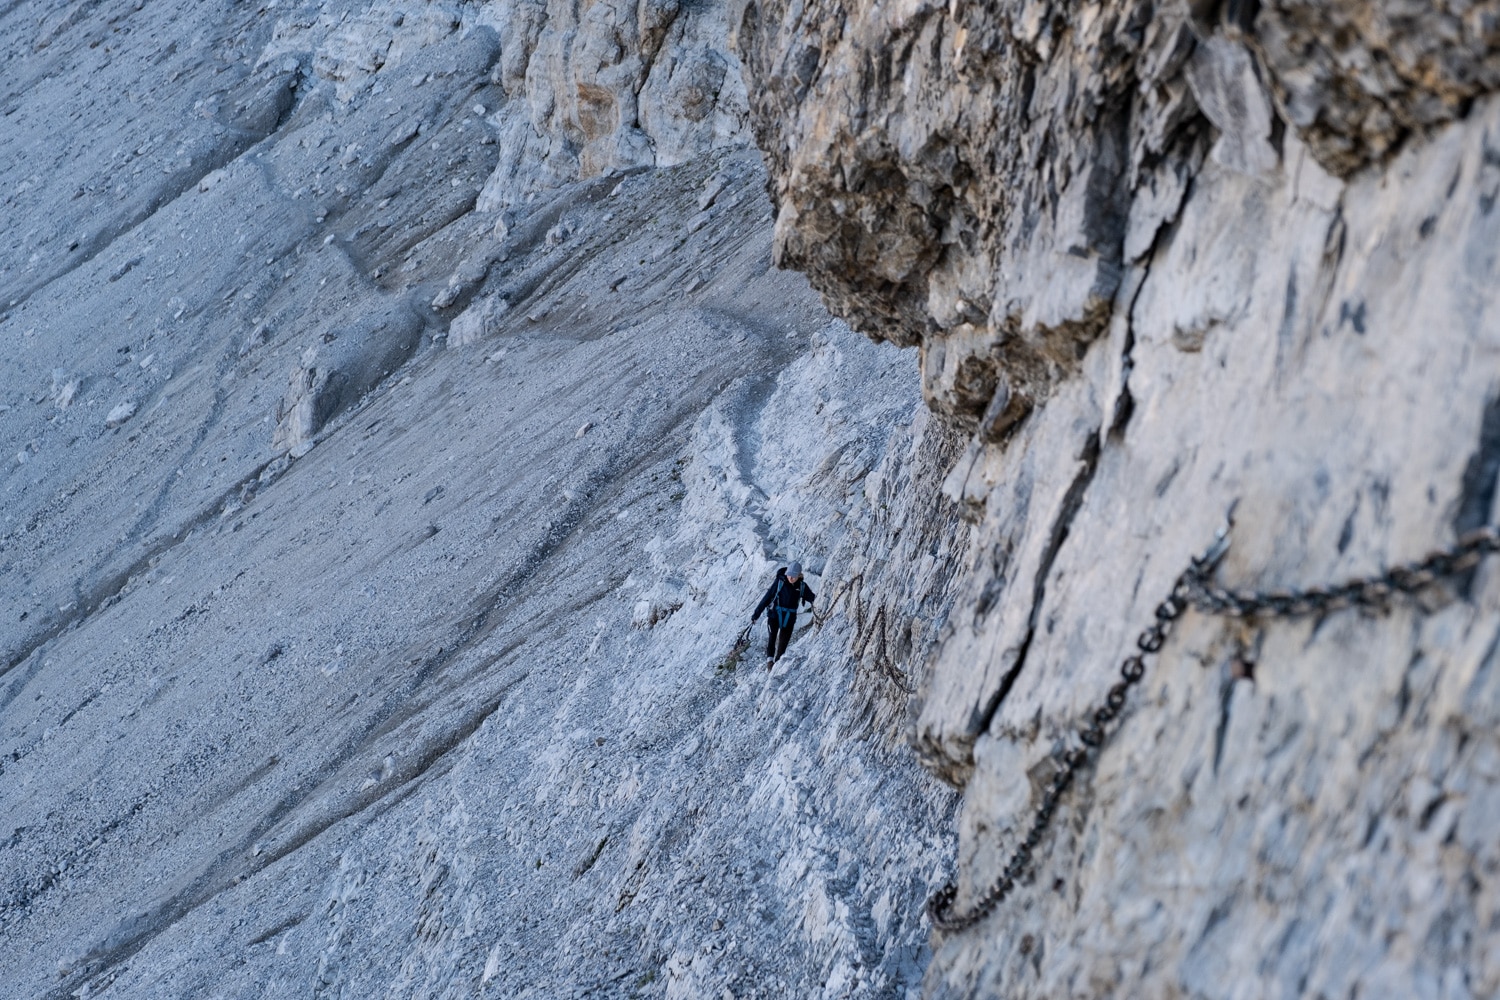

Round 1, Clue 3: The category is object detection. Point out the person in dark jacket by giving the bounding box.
[752,561,815,667]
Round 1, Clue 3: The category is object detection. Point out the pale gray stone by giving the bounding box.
[104,400,136,428]
[740,1,1500,996]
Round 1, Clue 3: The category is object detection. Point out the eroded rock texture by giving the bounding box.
[1,2,968,998]
[7,0,1500,995]
[740,0,1500,403]
[742,0,1500,996]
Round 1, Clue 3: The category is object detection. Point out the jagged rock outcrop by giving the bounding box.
[741,0,1500,996]
[739,0,1500,403]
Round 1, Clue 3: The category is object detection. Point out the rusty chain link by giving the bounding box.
[926,522,1500,934]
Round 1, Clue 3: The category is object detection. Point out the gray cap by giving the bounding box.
[787,561,802,578]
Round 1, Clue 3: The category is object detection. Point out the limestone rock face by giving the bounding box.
[738,0,1500,400]
[255,0,748,216]
[739,0,1196,379]
[741,0,1500,996]
[471,0,750,211]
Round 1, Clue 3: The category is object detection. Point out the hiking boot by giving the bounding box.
[765,658,775,671]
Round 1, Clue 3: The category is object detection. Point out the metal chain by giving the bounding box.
[926,523,1500,934]
[1181,526,1500,618]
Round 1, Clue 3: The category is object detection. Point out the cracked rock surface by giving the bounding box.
[740,0,1500,996]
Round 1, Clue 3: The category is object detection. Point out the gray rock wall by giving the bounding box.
[740,1,1500,996]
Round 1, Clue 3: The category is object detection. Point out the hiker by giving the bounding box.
[752,562,815,667]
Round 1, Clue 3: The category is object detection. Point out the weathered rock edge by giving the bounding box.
[738,0,1500,407]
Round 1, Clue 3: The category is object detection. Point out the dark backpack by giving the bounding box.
[770,574,803,629]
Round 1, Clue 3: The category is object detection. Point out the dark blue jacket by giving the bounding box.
[753,569,815,627]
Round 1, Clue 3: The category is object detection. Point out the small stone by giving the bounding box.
[51,373,79,409]
[259,456,290,484]
[105,401,136,428]
[576,422,593,439]
[698,172,730,211]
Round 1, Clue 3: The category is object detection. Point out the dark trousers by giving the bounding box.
[766,615,795,660]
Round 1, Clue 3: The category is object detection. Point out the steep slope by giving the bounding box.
[0,3,973,998]
[740,1,1500,996]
